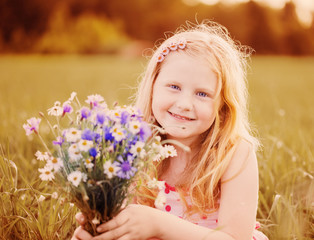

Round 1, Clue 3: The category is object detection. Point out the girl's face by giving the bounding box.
[152,52,220,146]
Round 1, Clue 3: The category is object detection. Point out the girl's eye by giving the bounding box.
[169,85,180,90]
[197,92,208,98]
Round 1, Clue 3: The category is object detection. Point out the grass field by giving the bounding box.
[0,54,313,239]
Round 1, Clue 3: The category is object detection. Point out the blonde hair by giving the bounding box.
[134,20,260,215]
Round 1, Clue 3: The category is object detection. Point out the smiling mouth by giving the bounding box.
[168,112,194,121]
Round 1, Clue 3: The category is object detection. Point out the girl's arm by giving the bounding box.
[92,140,258,240]
[217,140,259,240]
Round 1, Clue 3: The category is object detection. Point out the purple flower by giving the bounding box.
[23,117,41,136]
[139,122,151,141]
[96,112,106,125]
[89,148,97,158]
[80,107,91,120]
[53,136,64,146]
[81,129,94,141]
[62,103,72,117]
[116,159,137,179]
[120,111,129,125]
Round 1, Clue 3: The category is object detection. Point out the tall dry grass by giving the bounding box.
[0,55,313,239]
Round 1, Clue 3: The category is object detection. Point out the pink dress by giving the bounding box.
[157,182,268,240]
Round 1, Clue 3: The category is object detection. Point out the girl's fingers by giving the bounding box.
[93,225,130,240]
[72,226,93,240]
[97,214,129,233]
[75,212,87,226]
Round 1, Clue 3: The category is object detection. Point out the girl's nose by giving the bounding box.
[175,94,193,111]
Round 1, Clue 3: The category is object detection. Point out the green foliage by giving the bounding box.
[0,55,313,239]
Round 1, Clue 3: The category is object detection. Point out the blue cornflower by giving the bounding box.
[89,147,97,158]
[94,132,101,143]
[103,126,114,141]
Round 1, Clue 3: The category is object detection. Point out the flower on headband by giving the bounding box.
[169,42,178,51]
[178,39,187,49]
[161,47,170,56]
[156,38,187,63]
[157,54,165,63]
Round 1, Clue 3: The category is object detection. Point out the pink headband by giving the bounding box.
[157,38,187,63]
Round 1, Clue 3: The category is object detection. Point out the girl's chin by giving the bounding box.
[165,131,199,145]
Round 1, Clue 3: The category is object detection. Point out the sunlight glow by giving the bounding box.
[197,0,313,27]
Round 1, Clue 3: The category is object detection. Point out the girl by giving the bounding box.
[72,21,268,240]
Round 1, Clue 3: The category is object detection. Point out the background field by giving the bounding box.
[0,55,313,239]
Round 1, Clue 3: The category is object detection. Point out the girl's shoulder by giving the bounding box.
[222,139,257,182]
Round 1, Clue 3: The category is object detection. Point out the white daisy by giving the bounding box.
[68,143,82,161]
[130,141,146,158]
[38,165,54,181]
[161,145,177,158]
[110,109,121,121]
[47,157,63,172]
[35,151,50,161]
[103,160,119,179]
[147,178,165,190]
[152,153,162,162]
[111,125,126,142]
[128,120,141,135]
[47,105,63,116]
[152,136,162,150]
[84,158,94,169]
[65,128,82,142]
[67,171,83,187]
[78,139,93,152]
[154,191,167,210]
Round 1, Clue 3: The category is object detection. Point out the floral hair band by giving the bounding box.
[157,38,187,63]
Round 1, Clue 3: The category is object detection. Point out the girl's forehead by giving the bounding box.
[159,51,216,75]
[157,52,218,88]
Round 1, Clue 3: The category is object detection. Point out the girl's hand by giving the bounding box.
[92,204,161,240]
[71,212,93,240]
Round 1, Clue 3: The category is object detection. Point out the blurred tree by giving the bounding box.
[0,0,58,51]
[0,0,313,54]
[244,1,280,54]
[280,2,312,55]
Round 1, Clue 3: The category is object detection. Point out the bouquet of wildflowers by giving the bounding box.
[23,93,177,235]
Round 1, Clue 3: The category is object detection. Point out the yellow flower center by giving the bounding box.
[108,167,114,173]
[52,158,58,164]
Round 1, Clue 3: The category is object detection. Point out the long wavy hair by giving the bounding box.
[133,20,260,216]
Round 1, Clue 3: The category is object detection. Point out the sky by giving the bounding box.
[194,0,314,27]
